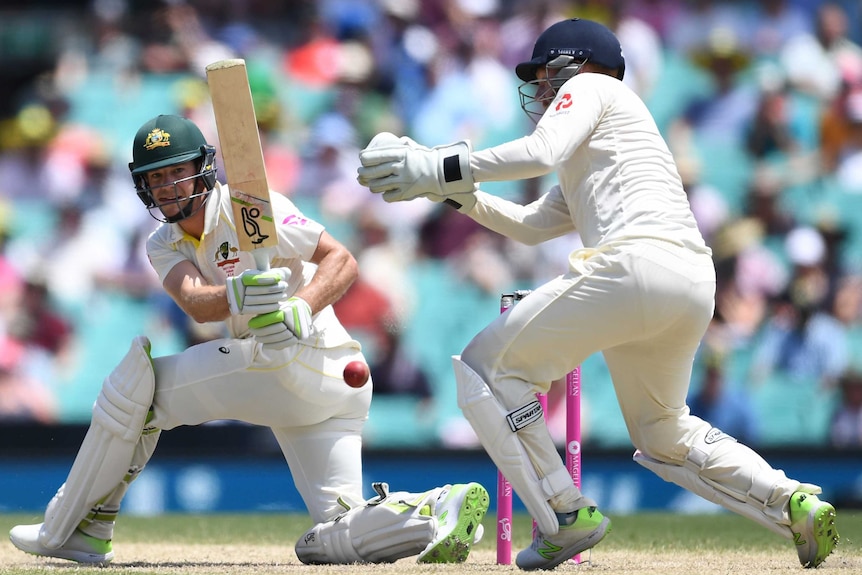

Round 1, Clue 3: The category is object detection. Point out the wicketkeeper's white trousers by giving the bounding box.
[461,239,801,528]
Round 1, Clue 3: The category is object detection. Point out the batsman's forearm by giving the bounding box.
[163,261,232,323]
[295,249,358,315]
[178,285,232,323]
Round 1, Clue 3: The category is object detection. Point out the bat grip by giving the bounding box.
[252,247,272,271]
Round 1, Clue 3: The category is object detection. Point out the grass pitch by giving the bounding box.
[1,511,860,574]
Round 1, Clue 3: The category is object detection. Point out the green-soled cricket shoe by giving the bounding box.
[418,482,489,563]
[790,489,839,568]
[10,523,113,565]
[516,506,611,571]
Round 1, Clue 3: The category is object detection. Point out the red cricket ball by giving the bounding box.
[343,360,370,388]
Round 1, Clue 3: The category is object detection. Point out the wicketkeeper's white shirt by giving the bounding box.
[467,72,712,263]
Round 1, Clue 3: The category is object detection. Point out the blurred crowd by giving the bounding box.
[0,0,861,450]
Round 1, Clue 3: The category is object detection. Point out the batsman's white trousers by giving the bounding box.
[461,239,800,526]
[149,337,371,524]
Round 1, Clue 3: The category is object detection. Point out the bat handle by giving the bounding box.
[252,247,272,271]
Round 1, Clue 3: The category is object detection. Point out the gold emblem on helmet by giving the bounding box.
[144,128,171,150]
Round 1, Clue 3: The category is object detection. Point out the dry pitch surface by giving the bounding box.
[0,512,860,575]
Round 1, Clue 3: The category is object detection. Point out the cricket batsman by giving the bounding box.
[9,114,489,565]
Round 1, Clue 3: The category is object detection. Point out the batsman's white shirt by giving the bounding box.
[148,183,354,347]
[145,184,369,523]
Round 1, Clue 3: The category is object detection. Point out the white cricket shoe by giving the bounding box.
[9,523,114,565]
[417,482,489,563]
[516,506,611,570]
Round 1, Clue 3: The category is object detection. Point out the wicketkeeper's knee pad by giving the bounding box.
[41,336,156,549]
[295,483,438,564]
[634,426,803,539]
[453,355,571,536]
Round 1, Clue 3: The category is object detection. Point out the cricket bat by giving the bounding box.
[205,58,276,271]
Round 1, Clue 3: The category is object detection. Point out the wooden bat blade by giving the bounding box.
[206,59,277,267]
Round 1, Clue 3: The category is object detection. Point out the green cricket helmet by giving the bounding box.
[129,114,218,223]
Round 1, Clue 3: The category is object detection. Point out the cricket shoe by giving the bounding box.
[516,507,610,571]
[789,488,839,568]
[9,523,113,565]
[417,482,489,563]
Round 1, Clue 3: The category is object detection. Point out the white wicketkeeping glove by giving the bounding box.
[418,188,478,213]
[358,133,476,206]
[226,268,291,316]
[247,296,313,349]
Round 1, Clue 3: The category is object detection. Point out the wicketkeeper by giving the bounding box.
[358,18,839,571]
[9,114,489,565]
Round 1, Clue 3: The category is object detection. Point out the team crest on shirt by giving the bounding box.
[547,92,574,118]
[215,241,241,275]
[555,93,573,111]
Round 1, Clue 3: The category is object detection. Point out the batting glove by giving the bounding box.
[247,296,313,349]
[358,136,475,204]
[225,268,291,316]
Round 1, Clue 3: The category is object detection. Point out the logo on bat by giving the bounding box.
[241,206,270,245]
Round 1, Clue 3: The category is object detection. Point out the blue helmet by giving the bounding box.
[516,18,625,83]
[515,19,625,123]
